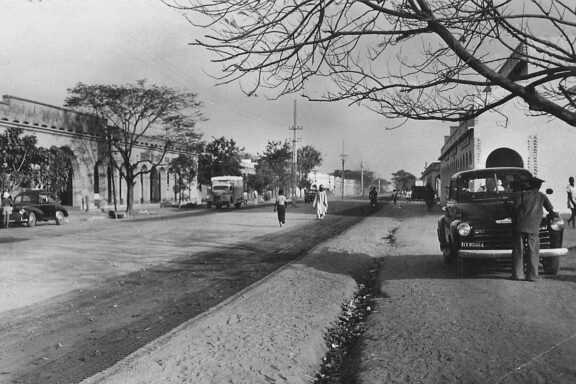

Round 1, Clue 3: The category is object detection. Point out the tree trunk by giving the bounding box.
[125,171,135,216]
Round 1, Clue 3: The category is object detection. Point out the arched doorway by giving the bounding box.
[59,146,76,206]
[486,148,524,168]
[140,165,148,203]
[150,167,161,203]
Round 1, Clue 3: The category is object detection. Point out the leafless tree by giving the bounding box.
[164,0,576,127]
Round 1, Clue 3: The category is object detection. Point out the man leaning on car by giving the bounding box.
[511,176,556,282]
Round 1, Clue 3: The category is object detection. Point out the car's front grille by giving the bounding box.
[466,226,551,249]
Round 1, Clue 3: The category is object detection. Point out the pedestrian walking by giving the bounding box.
[313,184,328,220]
[242,191,248,206]
[511,176,556,282]
[253,190,259,205]
[424,184,435,212]
[2,191,12,228]
[567,177,576,228]
[392,189,398,205]
[274,189,288,227]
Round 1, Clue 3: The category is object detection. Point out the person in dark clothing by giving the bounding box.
[274,189,288,227]
[511,177,556,282]
[369,186,377,206]
[424,184,435,212]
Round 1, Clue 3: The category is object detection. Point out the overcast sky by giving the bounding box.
[0,0,447,180]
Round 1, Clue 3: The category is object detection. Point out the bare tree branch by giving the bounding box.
[165,0,576,126]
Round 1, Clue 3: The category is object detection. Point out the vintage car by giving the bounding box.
[437,167,568,276]
[9,190,68,227]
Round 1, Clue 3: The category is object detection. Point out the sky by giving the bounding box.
[0,0,447,181]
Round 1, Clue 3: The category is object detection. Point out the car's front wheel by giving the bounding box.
[55,211,65,225]
[542,257,560,275]
[28,212,37,228]
[443,237,458,265]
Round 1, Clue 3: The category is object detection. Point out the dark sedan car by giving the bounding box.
[8,190,68,227]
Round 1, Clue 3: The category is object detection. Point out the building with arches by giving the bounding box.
[0,95,200,209]
[437,46,576,210]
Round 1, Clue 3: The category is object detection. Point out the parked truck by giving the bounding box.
[206,176,244,209]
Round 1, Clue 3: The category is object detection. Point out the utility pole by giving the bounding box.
[340,141,347,200]
[289,100,303,203]
[360,158,364,197]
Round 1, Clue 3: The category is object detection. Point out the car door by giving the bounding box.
[38,192,56,218]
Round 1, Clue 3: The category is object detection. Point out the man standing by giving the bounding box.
[567,177,576,228]
[512,177,556,282]
[2,192,12,228]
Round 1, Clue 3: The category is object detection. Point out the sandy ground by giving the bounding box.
[79,204,405,384]
[82,202,576,384]
[4,200,575,384]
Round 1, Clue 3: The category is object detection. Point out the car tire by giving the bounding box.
[443,237,458,265]
[55,211,65,225]
[456,256,467,277]
[542,257,560,275]
[28,212,37,228]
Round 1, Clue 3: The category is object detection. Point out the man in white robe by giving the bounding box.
[313,185,328,219]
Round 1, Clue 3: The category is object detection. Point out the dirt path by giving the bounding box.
[5,200,575,384]
[353,206,576,384]
[1,201,376,384]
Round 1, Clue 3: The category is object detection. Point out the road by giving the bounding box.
[0,200,372,384]
[1,200,576,384]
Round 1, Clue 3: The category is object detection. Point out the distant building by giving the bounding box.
[437,43,576,211]
[0,95,199,208]
[240,158,256,175]
[421,161,441,196]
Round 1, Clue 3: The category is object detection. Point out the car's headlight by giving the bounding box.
[19,209,26,215]
[550,217,565,231]
[457,222,472,236]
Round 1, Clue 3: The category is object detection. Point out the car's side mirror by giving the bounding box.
[546,188,553,195]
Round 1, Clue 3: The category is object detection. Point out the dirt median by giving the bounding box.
[80,205,407,384]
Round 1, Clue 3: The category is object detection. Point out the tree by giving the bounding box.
[0,127,41,192]
[167,1,576,127]
[65,80,204,215]
[197,136,243,186]
[258,140,293,192]
[169,154,197,204]
[36,146,74,197]
[297,145,322,189]
[392,170,417,191]
[0,128,73,196]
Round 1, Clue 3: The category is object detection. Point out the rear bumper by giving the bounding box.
[459,248,568,259]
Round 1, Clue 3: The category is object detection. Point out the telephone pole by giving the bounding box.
[360,158,364,197]
[340,141,347,200]
[289,100,303,203]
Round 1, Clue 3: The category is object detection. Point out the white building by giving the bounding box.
[438,44,576,211]
[0,95,200,208]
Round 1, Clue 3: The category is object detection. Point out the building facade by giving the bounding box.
[0,95,200,209]
[437,44,576,211]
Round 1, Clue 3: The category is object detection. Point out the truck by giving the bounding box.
[206,176,244,209]
[437,167,568,276]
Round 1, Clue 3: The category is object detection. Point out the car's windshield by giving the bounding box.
[212,185,230,191]
[452,171,532,202]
